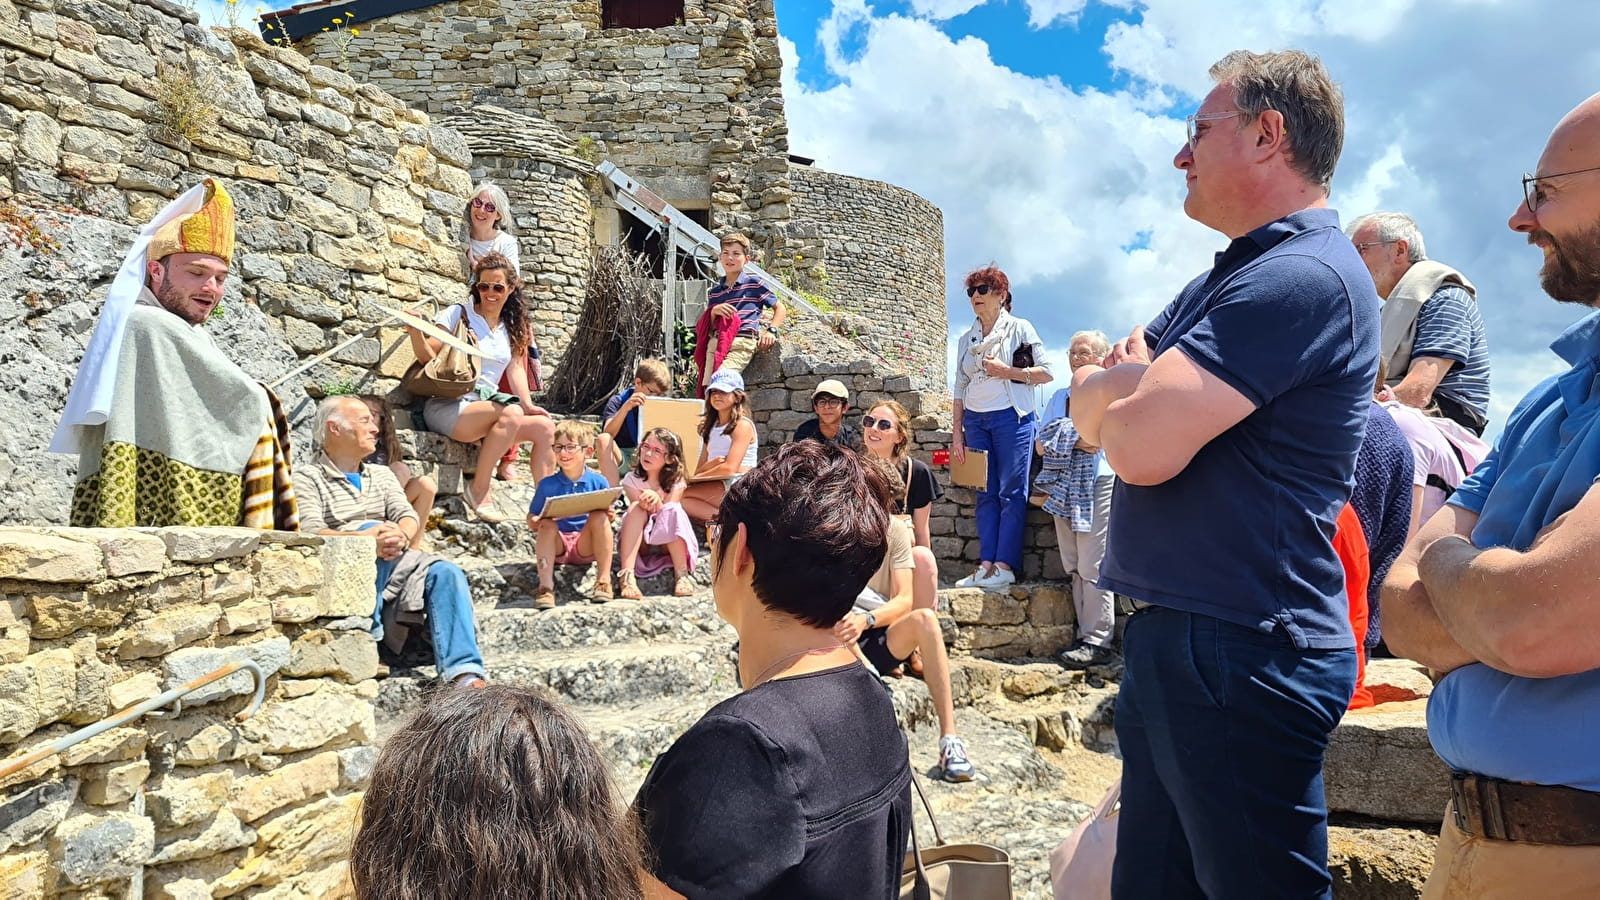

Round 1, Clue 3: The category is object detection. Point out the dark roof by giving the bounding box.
[259,0,440,41]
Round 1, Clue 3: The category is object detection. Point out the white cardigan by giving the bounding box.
[953,311,1049,416]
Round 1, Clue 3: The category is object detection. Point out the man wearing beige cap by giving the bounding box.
[791,379,862,451]
[51,178,297,529]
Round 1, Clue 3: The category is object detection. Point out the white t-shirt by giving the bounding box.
[705,416,759,471]
[466,232,520,271]
[435,304,512,392]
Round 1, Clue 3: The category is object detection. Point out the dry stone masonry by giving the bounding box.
[0,526,379,897]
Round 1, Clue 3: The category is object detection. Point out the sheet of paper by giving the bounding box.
[950,449,989,489]
[639,396,708,479]
[538,487,623,519]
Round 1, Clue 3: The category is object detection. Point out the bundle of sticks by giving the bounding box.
[543,245,663,412]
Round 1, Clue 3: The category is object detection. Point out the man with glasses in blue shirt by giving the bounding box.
[1070,50,1378,898]
[1384,92,1600,897]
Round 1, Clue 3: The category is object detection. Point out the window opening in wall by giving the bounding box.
[619,207,712,279]
[602,0,684,29]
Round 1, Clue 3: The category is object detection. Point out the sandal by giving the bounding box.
[534,588,556,610]
[618,572,643,600]
[592,579,613,604]
[673,573,696,597]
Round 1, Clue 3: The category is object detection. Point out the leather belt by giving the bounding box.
[1449,772,1600,846]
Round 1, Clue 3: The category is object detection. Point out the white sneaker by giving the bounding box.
[976,567,1016,589]
[954,569,988,588]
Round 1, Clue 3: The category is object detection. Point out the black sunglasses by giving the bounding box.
[965,284,992,297]
[861,415,896,431]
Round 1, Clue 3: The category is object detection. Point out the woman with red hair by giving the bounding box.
[952,265,1053,588]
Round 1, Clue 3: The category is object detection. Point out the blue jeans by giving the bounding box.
[1112,607,1356,899]
[375,556,486,683]
[962,407,1035,571]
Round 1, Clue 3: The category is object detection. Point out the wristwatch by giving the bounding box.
[864,611,877,629]
[765,325,779,337]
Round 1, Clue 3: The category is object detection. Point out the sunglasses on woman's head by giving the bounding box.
[966,284,992,297]
[477,282,509,294]
[471,198,497,213]
[861,415,896,431]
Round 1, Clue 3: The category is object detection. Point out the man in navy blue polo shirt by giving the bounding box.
[1070,50,1379,898]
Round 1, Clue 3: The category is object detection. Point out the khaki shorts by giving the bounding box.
[1423,801,1600,900]
[703,334,760,385]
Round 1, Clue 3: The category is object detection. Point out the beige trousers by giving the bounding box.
[1422,802,1600,900]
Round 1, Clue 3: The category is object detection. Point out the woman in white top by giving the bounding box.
[405,253,554,524]
[462,181,541,482]
[951,265,1053,589]
[462,181,520,272]
[681,369,758,523]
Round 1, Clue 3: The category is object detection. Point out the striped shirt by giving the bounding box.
[297,453,416,533]
[706,272,777,336]
[1410,285,1490,417]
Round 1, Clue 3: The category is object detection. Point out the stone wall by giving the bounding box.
[786,164,947,391]
[0,525,379,897]
[0,0,480,524]
[288,0,793,247]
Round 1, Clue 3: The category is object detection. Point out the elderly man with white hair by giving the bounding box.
[298,395,487,688]
[1347,211,1491,434]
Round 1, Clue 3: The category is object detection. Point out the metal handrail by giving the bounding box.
[0,660,267,782]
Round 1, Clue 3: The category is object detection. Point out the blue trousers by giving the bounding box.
[375,556,486,683]
[962,407,1035,571]
[1112,607,1356,899]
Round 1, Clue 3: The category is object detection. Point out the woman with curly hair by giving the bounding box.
[405,252,554,522]
[351,685,644,900]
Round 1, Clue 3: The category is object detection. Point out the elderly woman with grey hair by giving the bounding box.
[462,180,519,271]
[1037,329,1120,669]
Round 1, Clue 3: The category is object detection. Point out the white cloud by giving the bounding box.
[784,0,1600,437]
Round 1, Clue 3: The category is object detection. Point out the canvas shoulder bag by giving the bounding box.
[401,303,480,399]
[901,767,1012,900]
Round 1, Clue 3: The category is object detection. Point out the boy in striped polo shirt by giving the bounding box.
[696,232,786,391]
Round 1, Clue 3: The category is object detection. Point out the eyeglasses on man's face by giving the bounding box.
[1185,110,1241,149]
[471,197,498,213]
[1522,165,1600,214]
[862,415,896,432]
[813,396,846,409]
[1353,240,1396,254]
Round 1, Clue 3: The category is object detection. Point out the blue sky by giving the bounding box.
[227,0,1600,436]
[776,0,1600,437]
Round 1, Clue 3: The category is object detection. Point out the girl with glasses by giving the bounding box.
[860,400,943,676]
[405,252,554,523]
[951,264,1053,589]
[616,428,698,599]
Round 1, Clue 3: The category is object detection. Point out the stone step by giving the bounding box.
[376,639,736,724]
[471,593,729,657]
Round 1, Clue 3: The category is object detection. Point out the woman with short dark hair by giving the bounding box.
[634,441,913,899]
[351,685,644,900]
